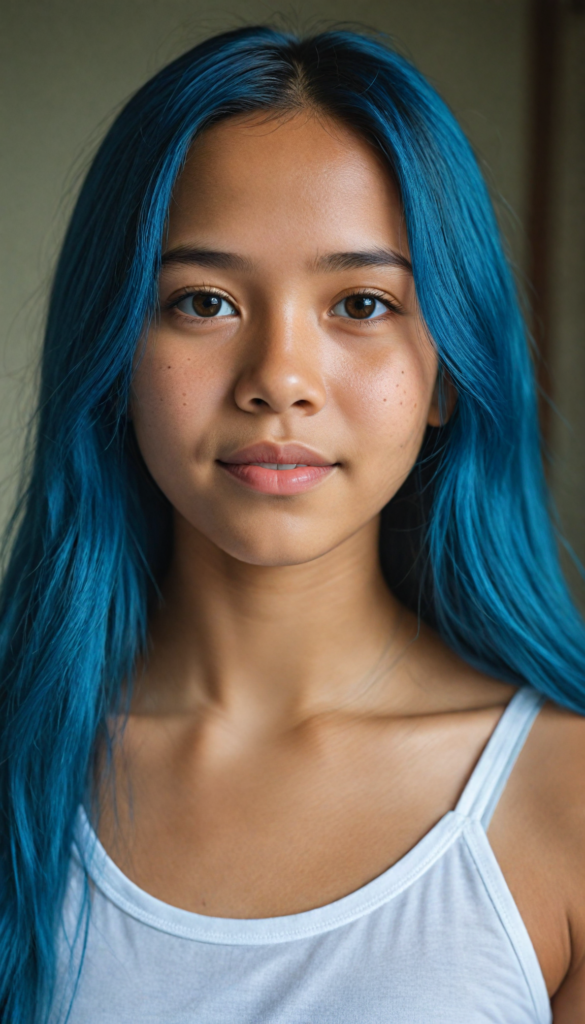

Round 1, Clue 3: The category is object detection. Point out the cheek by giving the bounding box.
[334,348,436,466]
[130,341,225,468]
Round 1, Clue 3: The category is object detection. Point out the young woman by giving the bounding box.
[1,25,585,1024]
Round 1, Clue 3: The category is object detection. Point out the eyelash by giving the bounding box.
[165,287,403,322]
[165,287,234,319]
[330,288,402,320]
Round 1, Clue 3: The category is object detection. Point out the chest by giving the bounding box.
[99,714,481,912]
[96,709,566,995]
[62,827,552,1024]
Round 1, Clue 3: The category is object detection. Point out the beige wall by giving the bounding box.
[549,8,585,605]
[1,0,583,600]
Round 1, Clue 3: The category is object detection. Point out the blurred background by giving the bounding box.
[1,0,584,605]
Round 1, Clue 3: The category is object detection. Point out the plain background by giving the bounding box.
[1,0,584,605]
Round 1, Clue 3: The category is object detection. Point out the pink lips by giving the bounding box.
[218,443,336,496]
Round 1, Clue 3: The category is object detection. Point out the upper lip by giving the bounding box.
[219,443,335,467]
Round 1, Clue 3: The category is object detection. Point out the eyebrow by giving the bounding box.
[160,246,253,271]
[314,248,412,274]
[160,245,412,275]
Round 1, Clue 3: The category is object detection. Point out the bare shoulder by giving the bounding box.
[491,697,585,1003]
[529,702,585,1015]
[522,700,585,829]
[502,699,585,880]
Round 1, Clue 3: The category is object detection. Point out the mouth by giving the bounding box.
[217,443,338,496]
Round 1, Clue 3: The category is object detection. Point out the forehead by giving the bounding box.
[167,111,407,257]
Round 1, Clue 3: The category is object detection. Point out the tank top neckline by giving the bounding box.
[75,685,545,947]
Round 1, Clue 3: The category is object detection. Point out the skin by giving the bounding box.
[99,110,585,1017]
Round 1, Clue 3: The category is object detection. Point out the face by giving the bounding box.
[131,110,442,566]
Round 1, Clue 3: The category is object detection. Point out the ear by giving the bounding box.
[427,367,457,427]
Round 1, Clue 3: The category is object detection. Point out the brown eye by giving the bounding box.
[332,294,389,320]
[175,292,236,318]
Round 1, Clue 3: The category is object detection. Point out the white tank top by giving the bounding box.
[53,686,552,1023]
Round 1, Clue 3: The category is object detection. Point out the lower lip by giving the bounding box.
[218,463,335,495]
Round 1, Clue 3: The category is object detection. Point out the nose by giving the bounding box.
[233,311,327,417]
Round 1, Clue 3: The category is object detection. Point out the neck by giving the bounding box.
[135,512,411,726]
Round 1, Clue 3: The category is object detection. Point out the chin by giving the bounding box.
[197,518,345,569]
[216,534,337,569]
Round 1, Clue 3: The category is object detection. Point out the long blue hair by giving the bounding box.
[1,25,583,1022]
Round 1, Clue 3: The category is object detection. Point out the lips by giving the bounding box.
[218,443,337,496]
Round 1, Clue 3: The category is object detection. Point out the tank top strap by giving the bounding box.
[455,686,546,829]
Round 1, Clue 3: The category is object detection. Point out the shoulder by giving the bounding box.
[495,698,585,995]
[506,699,585,873]
[523,699,585,830]
[531,700,585,1014]
[506,700,585,978]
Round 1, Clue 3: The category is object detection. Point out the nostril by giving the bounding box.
[251,397,268,407]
